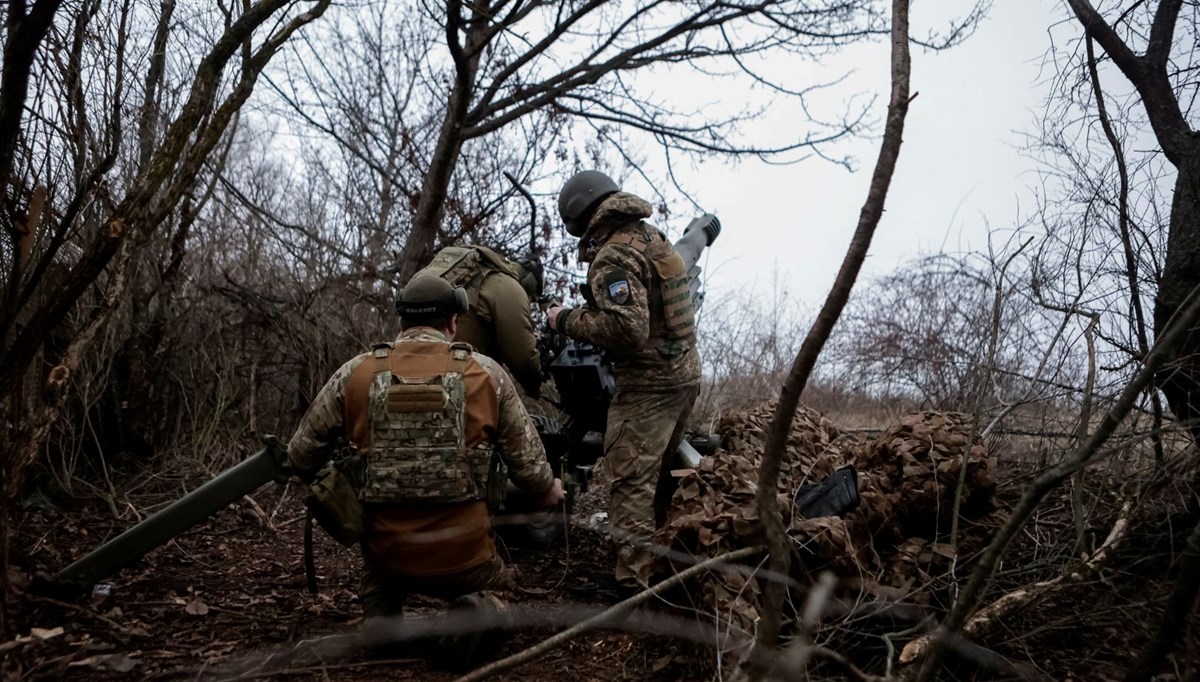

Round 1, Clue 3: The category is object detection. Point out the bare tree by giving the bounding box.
[271,0,982,281]
[1063,0,1200,446]
[0,0,332,628]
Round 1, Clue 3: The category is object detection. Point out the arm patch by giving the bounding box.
[603,269,633,305]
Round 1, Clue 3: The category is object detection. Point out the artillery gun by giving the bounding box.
[50,213,722,590]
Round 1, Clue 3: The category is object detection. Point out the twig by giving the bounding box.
[902,498,1133,667]
[812,645,890,682]
[883,618,933,678]
[951,236,1034,553]
[1084,33,1165,464]
[204,656,422,681]
[28,595,137,638]
[452,546,762,682]
[268,480,291,525]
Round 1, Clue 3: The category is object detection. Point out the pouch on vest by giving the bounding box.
[420,247,486,308]
[486,450,508,511]
[648,244,696,354]
[307,453,366,547]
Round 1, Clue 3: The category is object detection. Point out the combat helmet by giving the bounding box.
[394,272,469,319]
[558,170,619,237]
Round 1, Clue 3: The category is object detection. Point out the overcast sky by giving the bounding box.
[626,2,1059,310]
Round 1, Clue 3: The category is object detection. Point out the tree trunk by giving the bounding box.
[399,103,469,281]
[394,3,488,281]
[1154,155,1200,445]
[749,0,910,674]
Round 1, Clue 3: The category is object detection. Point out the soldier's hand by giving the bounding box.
[546,306,565,332]
[538,478,566,508]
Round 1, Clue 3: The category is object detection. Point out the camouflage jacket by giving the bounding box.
[555,192,701,390]
[287,327,553,497]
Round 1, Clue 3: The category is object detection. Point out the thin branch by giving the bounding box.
[915,281,1200,678]
[452,546,763,682]
[750,0,911,672]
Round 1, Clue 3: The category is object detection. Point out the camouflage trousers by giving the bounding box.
[360,553,512,619]
[603,383,700,584]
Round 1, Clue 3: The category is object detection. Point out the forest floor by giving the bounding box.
[4,446,1199,681]
[6,479,697,682]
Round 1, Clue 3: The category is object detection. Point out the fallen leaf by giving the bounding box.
[30,627,63,640]
[185,598,209,616]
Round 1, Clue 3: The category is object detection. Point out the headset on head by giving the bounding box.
[394,285,469,317]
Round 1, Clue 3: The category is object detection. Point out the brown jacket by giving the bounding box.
[288,327,552,577]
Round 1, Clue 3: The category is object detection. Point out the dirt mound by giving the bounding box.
[655,405,1002,644]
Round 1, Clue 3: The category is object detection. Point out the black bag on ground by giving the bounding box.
[793,465,860,519]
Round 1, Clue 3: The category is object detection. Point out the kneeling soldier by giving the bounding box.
[288,273,563,660]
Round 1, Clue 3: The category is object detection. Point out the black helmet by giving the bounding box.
[513,256,544,300]
[395,273,469,318]
[558,170,619,237]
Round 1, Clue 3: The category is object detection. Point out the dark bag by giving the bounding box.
[307,454,366,547]
[793,465,860,519]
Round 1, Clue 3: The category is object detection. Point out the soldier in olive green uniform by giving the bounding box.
[289,274,563,638]
[547,171,701,589]
[415,245,545,398]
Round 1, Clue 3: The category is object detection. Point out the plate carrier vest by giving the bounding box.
[605,226,697,357]
[348,341,490,504]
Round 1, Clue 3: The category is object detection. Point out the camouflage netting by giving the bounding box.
[654,404,1004,644]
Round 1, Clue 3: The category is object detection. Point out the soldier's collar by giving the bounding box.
[397,327,449,343]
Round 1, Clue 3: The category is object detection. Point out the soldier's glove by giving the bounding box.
[261,435,295,485]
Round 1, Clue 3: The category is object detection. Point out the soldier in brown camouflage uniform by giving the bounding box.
[414,245,545,398]
[547,171,701,590]
[288,274,563,629]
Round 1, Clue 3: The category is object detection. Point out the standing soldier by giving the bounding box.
[415,245,545,398]
[546,171,702,593]
[288,273,564,660]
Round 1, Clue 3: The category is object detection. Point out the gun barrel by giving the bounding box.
[673,213,721,272]
[54,439,288,588]
[673,213,721,309]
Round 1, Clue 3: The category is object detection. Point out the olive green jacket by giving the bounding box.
[456,258,543,397]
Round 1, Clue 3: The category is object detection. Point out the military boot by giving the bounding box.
[431,591,510,671]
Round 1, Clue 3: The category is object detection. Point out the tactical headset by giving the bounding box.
[393,283,469,318]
